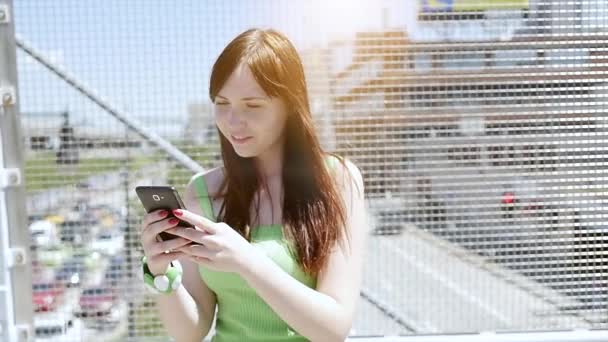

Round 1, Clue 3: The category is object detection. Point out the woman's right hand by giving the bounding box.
[141,209,192,275]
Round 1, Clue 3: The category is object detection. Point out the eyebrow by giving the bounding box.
[216,95,268,101]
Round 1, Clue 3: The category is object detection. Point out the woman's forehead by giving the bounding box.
[219,64,267,99]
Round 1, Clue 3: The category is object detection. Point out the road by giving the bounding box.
[351,224,591,336]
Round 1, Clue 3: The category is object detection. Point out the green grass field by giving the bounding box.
[24,151,162,192]
[24,143,218,192]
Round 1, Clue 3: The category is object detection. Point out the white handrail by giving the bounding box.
[347,330,608,342]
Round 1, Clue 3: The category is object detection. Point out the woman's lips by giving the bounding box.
[231,135,253,144]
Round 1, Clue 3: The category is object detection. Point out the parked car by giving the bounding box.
[91,230,124,256]
[32,279,65,312]
[103,254,125,288]
[29,220,60,247]
[34,314,73,338]
[54,258,87,288]
[59,220,86,246]
[75,286,118,318]
[34,244,70,268]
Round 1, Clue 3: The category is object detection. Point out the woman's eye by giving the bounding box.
[215,102,229,106]
[246,104,262,109]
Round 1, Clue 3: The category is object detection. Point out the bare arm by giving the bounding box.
[155,259,216,342]
[240,160,368,341]
[154,174,217,341]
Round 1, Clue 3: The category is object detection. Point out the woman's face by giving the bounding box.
[214,63,288,159]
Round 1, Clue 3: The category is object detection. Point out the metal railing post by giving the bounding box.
[0,0,34,341]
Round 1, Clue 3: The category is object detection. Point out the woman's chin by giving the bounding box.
[233,147,258,158]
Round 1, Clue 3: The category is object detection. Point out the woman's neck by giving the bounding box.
[254,140,284,180]
[252,146,284,226]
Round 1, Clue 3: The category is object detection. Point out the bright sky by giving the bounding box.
[14,0,414,137]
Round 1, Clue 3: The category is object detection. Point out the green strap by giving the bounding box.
[325,154,340,171]
[194,175,216,221]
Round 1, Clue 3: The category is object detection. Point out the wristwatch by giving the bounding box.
[141,256,183,294]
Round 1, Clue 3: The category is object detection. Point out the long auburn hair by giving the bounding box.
[209,28,347,276]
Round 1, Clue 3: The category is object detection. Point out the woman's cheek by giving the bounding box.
[215,111,229,129]
[215,120,229,139]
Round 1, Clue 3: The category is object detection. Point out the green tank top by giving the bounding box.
[193,156,339,341]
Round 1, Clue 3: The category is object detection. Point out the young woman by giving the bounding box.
[139,28,367,342]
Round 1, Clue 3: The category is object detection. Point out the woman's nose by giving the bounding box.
[227,109,243,127]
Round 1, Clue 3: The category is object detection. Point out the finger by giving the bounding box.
[142,218,180,247]
[190,255,213,266]
[142,210,170,228]
[164,226,215,246]
[178,244,217,259]
[147,251,186,266]
[198,234,221,250]
[150,237,192,256]
[142,217,181,245]
[188,256,214,268]
[167,230,221,253]
[173,209,217,234]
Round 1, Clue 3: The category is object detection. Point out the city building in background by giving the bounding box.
[327,0,607,323]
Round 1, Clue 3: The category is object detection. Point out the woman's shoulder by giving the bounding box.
[326,154,364,194]
[185,166,225,199]
[326,154,361,178]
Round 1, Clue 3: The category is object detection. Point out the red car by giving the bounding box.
[32,280,65,312]
[76,286,118,318]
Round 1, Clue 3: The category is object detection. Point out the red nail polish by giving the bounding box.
[173,209,183,216]
[159,210,168,217]
[168,218,179,225]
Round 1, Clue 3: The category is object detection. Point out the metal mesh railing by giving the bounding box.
[2,0,606,341]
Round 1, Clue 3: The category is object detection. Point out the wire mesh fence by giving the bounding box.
[2,0,607,341]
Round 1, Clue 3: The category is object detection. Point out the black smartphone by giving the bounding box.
[135,186,193,241]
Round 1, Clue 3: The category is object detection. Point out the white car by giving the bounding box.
[91,230,124,256]
[29,220,60,247]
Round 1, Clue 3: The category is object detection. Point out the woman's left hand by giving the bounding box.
[166,209,259,274]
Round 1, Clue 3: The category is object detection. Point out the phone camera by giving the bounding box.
[153,194,160,201]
